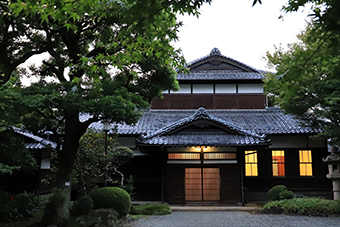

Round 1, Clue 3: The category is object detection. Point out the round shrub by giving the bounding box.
[71,196,94,216]
[89,187,130,218]
[14,193,32,217]
[279,190,294,200]
[267,185,288,201]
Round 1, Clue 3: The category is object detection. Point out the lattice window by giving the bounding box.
[272,150,285,176]
[204,153,236,160]
[299,150,313,176]
[168,153,200,160]
[245,150,258,176]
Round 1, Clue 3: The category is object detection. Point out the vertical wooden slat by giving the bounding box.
[203,168,220,201]
[185,168,202,201]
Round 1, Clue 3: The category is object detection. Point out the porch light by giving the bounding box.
[103,121,111,132]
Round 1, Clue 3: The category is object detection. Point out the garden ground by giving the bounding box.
[129,210,340,227]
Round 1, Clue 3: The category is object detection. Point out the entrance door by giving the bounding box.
[185,168,220,202]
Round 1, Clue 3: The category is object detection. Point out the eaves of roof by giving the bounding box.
[12,127,57,149]
[137,132,270,146]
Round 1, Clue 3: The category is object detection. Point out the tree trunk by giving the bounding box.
[41,112,88,224]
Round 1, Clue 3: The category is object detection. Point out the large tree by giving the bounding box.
[0,0,211,223]
[264,23,340,145]
[264,0,340,146]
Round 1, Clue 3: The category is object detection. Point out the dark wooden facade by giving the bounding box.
[151,94,266,109]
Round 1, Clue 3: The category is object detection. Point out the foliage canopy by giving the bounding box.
[1,0,212,222]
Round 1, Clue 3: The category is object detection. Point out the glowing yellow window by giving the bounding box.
[245,151,258,176]
[272,150,285,176]
[299,150,313,176]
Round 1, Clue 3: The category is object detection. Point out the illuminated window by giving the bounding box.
[245,151,258,176]
[204,153,236,160]
[168,153,200,160]
[299,150,313,176]
[272,150,285,176]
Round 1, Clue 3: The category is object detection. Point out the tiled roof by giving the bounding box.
[137,107,268,146]
[177,70,265,80]
[141,107,265,138]
[12,127,57,149]
[108,108,320,136]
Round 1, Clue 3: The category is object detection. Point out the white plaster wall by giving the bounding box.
[193,84,214,93]
[215,84,237,93]
[238,84,264,93]
[40,151,51,169]
[170,84,191,93]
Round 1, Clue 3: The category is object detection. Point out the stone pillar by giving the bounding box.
[332,180,340,200]
[323,146,340,200]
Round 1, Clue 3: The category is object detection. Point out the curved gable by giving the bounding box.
[187,48,259,73]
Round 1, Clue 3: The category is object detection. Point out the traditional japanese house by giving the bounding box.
[94,48,331,204]
[0,127,56,194]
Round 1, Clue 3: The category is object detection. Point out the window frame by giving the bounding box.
[272,150,285,177]
[245,150,258,177]
[299,150,313,176]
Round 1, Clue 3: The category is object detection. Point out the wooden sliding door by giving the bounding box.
[185,168,220,202]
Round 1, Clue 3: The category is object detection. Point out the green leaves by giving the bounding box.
[264,23,340,145]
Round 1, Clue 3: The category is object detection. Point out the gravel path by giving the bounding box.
[130,211,340,227]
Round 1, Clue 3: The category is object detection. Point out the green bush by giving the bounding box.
[89,187,131,218]
[0,200,21,222]
[267,185,288,201]
[131,204,171,215]
[71,196,94,216]
[0,191,41,222]
[121,175,135,198]
[41,189,67,225]
[279,190,294,200]
[263,198,340,216]
[14,192,41,218]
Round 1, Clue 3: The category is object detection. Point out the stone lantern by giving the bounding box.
[323,146,340,200]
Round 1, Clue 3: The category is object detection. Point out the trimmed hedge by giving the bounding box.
[263,198,340,216]
[279,190,294,200]
[89,187,130,218]
[267,185,288,201]
[131,204,171,215]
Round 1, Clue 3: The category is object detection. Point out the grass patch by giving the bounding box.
[263,198,340,216]
[129,214,146,219]
[131,204,171,215]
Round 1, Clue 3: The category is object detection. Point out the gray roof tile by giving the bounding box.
[137,107,269,146]
[141,132,267,146]
[12,127,57,149]
[109,108,320,136]
[177,70,265,81]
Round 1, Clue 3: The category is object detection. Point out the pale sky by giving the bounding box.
[23,0,311,85]
[173,0,311,70]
